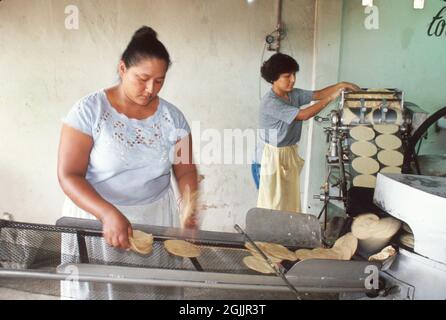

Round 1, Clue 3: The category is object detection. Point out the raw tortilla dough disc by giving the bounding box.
[342,108,358,125]
[342,108,374,124]
[351,141,378,157]
[351,214,380,240]
[378,150,404,166]
[129,230,154,255]
[352,157,380,174]
[243,256,274,274]
[350,126,375,141]
[353,175,377,188]
[333,232,358,260]
[375,134,402,150]
[373,124,399,134]
[164,240,201,258]
[380,166,402,174]
[367,88,391,92]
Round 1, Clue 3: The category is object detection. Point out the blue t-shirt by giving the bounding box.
[255,88,314,163]
[62,90,191,206]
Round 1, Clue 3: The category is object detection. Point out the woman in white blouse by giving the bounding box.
[57,26,198,299]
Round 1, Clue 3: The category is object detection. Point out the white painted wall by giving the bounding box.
[0,0,317,232]
[301,0,344,215]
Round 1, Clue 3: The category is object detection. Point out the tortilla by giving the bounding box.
[350,126,375,141]
[399,233,414,248]
[368,246,397,262]
[370,217,401,239]
[353,175,377,188]
[351,141,378,157]
[351,214,380,240]
[261,243,297,261]
[352,214,400,244]
[295,249,314,261]
[295,247,345,261]
[164,239,201,258]
[305,248,343,260]
[380,166,401,174]
[373,124,399,134]
[352,157,380,174]
[377,150,404,166]
[250,251,282,263]
[129,230,154,255]
[333,232,358,260]
[375,134,402,150]
[245,242,293,262]
[243,256,275,274]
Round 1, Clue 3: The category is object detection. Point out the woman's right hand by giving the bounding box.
[101,209,133,249]
[328,87,343,102]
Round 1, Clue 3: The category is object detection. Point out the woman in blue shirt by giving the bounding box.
[254,53,359,213]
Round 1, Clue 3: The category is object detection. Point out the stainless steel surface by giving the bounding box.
[404,102,429,135]
[245,208,321,248]
[415,154,446,177]
[372,174,446,300]
[234,224,301,299]
[374,173,446,264]
[383,248,446,300]
[340,88,404,126]
[0,214,385,299]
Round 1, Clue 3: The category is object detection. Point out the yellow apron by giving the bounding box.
[257,144,305,213]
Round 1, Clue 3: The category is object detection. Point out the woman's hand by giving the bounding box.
[328,87,343,102]
[338,82,361,92]
[180,186,200,230]
[327,82,361,102]
[101,209,133,249]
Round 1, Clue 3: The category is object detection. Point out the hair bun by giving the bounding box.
[133,26,158,40]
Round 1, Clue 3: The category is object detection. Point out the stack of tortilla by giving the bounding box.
[374,124,403,174]
[350,126,379,188]
[129,230,154,255]
[351,213,401,254]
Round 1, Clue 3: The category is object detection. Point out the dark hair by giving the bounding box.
[121,26,171,68]
[261,53,300,83]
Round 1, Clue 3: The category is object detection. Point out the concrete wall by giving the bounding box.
[0,0,316,231]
